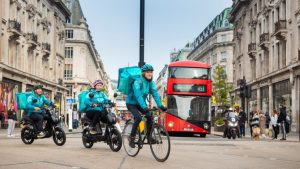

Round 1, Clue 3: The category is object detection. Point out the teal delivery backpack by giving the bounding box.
[117,66,141,95]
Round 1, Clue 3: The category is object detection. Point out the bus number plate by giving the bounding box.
[183,128,194,131]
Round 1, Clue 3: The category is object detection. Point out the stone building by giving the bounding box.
[64,0,107,100]
[187,8,234,84]
[229,0,300,131]
[0,0,70,123]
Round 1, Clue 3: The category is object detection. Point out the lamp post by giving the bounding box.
[138,0,145,67]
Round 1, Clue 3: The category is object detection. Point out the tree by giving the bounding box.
[212,65,233,107]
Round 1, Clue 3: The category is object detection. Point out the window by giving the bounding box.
[66,85,72,97]
[221,51,227,61]
[64,64,73,80]
[65,47,73,58]
[66,18,71,24]
[169,67,211,80]
[221,34,227,42]
[66,0,72,9]
[65,30,73,39]
[224,20,229,27]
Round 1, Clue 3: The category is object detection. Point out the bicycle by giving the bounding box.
[122,108,171,162]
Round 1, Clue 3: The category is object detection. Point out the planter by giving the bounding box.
[214,124,225,132]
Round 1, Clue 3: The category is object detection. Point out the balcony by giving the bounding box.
[26,33,38,49]
[8,20,22,39]
[248,43,256,57]
[58,78,63,85]
[259,33,269,51]
[274,20,287,40]
[42,43,51,56]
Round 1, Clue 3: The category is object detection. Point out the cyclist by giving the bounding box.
[126,64,167,148]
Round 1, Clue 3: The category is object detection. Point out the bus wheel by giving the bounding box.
[199,134,206,138]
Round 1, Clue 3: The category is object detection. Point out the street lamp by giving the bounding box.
[139,0,145,67]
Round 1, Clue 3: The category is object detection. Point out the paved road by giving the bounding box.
[0,129,300,169]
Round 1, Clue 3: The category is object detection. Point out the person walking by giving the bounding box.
[59,114,65,129]
[259,110,266,138]
[238,107,247,137]
[277,104,287,140]
[7,104,17,137]
[271,109,279,140]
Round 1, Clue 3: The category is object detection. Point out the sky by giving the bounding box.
[80,0,232,80]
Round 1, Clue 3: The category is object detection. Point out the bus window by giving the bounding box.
[169,67,211,80]
[167,95,209,121]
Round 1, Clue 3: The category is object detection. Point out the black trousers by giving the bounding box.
[126,104,153,138]
[30,113,44,132]
[86,110,103,128]
[272,125,279,138]
[239,124,245,136]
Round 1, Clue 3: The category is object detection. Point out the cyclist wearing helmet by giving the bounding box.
[84,80,109,134]
[126,63,167,148]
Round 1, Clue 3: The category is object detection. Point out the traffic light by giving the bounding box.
[72,104,77,111]
[239,79,246,98]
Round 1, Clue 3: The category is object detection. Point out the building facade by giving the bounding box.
[64,0,107,101]
[170,44,192,62]
[187,8,234,84]
[229,0,300,132]
[0,0,70,124]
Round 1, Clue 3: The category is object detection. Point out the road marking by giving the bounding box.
[117,155,128,169]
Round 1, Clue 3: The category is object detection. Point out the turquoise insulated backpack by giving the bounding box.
[78,89,92,113]
[16,91,34,110]
[117,66,142,95]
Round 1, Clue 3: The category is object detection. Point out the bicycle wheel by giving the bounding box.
[122,121,141,157]
[149,124,171,162]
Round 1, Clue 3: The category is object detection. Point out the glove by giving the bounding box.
[34,107,40,111]
[89,93,94,98]
[160,106,167,112]
[143,107,151,114]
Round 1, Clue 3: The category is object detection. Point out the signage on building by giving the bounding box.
[66,98,75,104]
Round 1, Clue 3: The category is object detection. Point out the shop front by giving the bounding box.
[261,86,269,114]
[0,78,22,128]
[273,80,291,114]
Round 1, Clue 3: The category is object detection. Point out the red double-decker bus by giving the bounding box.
[159,60,212,137]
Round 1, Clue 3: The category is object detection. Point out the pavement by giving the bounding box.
[0,125,300,169]
[211,126,300,142]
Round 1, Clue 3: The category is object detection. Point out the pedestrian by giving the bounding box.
[277,104,287,140]
[238,107,247,137]
[265,111,271,129]
[271,109,279,140]
[250,111,260,140]
[59,114,65,129]
[7,104,17,137]
[259,110,266,138]
[249,107,257,137]
[0,111,3,129]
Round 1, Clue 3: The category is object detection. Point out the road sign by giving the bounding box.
[66,98,75,104]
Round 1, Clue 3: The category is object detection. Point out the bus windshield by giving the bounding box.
[167,95,210,121]
[169,67,210,80]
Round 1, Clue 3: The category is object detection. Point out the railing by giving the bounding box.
[248,43,256,52]
[42,43,51,51]
[26,33,38,43]
[275,20,287,32]
[9,20,21,32]
[259,33,269,44]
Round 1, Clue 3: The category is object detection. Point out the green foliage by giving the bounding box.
[214,117,225,126]
[212,65,233,107]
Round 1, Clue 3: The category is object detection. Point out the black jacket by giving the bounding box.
[238,111,247,125]
[277,107,287,123]
[8,110,17,121]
